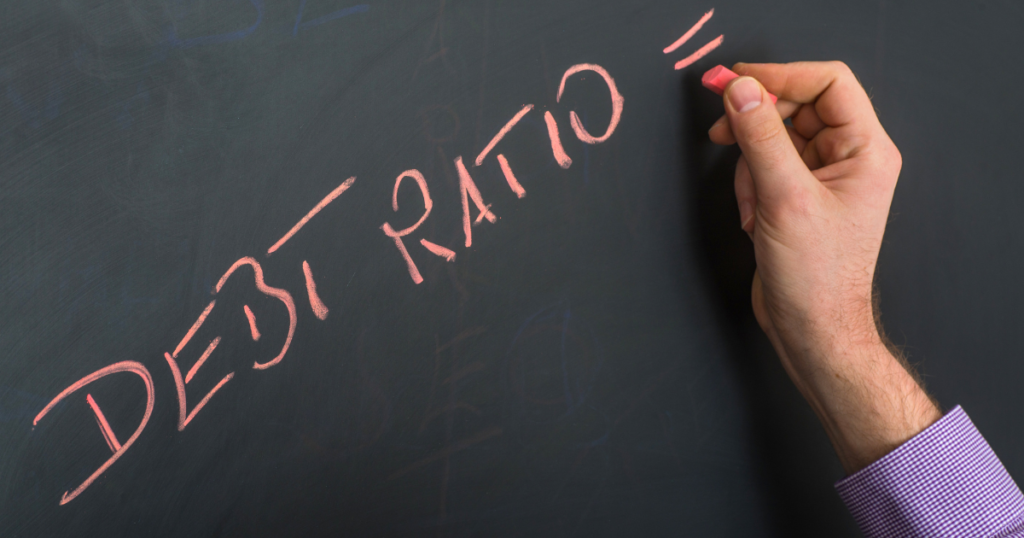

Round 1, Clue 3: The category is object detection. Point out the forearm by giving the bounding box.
[780,335,942,473]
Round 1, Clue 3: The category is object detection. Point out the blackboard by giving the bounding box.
[2,1,1023,536]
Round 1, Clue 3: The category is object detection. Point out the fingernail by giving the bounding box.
[727,77,762,114]
[739,201,754,231]
[708,116,727,132]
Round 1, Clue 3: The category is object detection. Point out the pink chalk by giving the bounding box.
[302,261,329,320]
[243,305,261,341]
[701,65,777,105]
[85,394,121,453]
[165,351,235,431]
[214,257,296,370]
[33,361,155,505]
[186,337,221,384]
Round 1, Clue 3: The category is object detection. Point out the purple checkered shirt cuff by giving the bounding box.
[835,405,1024,537]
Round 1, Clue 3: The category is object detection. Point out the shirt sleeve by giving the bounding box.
[835,405,1024,538]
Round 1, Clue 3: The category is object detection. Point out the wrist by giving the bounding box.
[784,336,942,474]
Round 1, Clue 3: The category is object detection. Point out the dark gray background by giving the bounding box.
[1,1,1021,536]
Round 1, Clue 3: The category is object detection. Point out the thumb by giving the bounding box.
[724,77,813,202]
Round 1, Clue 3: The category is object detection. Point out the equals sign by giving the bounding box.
[663,9,723,70]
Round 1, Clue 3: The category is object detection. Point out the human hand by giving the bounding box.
[708,61,941,473]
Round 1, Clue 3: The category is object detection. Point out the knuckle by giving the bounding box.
[734,173,752,199]
[734,160,755,198]
[888,142,903,171]
[744,117,786,150]
[866,138,902,169]
[857,141,902,191]
[829,61,867,93]
[828,60,854,77]
[820,130,866,163]
[882,143,903,185]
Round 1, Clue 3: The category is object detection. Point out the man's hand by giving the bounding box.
[709,61,942,474]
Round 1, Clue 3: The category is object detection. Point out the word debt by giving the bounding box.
[31,62,624,505]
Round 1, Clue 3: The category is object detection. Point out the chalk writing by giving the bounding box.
[32,362,155,505]
[496,155,526,199]
[164,352,235,431]
[420,239,457,262]
[186,337,222,384]
[381,169,436,284]
[243,305,262,341]
[30,60,626,504]
[543,111,573,169]
[664,9,723,70]
[558,64,624,144]
[268,177,357,255]
[455,156,499,248]
[28,17,728,499]
[663,9,714,54]
[474,104,534,166]
[302,261,330,320]
[214,257,296,370]
[85,394,121,453]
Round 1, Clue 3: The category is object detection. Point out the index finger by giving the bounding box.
[733,61,878,131]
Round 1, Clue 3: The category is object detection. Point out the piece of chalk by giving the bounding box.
[701,65,778,105]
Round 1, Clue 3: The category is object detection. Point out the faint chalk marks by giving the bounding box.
[0,67,65,130]
[502,301,688,509]
[0,386,54,424]
[418,326,489,433]
[436,326,488,353]
[506,303,604,425]
[418,105,461,144]
[166,0,264,49]
[418,403,482,434]
[293,2,369,36]
[386,426,502,481]
[410,0,458,85]
[441,361,484,385]
[379,324,500,529]
[299,329,392,461]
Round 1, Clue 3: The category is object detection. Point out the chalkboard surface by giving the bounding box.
[3,1,1023,536]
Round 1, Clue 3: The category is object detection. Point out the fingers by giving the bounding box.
[791,103,827,140]
[785,125,809,155]
[732,61,879,132]
[800,137,824,171]
[708,116,733,144]
[734,155,755,233]
[722,76,815,203]
[733,127,808,235]
[708,100,801,145]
